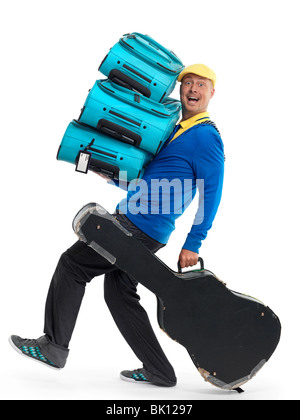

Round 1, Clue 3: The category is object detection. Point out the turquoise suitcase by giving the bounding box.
[78,79,181,155]
[99,33,184,102]
[57,120,152,182]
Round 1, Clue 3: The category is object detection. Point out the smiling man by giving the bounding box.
[179,65,216,119]
[10,64,224,391]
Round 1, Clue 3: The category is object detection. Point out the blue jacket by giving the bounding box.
[116,120,224,253]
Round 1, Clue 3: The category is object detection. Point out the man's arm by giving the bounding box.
[179,127,224,267]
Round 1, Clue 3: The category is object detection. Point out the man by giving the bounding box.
[9,64,224,387]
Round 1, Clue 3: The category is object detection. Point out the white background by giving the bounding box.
[1,0,299,401]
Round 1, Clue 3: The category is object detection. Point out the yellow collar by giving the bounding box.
[179,112,210,129]
[169,112,210,143]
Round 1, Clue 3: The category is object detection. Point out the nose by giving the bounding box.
[189,82,197,92]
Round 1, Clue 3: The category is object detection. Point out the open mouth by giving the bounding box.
[187,96,199,103]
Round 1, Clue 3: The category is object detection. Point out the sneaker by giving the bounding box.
[120,368,151,384]
[9,335,60,370]
[120,368,176,387]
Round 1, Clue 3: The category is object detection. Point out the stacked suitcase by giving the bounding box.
[57,33,184,182]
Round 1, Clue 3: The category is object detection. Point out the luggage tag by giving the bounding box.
[75,151,91,174]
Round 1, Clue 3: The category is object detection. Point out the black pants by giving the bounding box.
[37,212,176,385]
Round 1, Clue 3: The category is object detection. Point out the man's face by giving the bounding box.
[180,73,215,119]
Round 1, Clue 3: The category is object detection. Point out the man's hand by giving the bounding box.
[178,249,199,269]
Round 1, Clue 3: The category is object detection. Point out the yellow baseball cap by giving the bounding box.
[178,64,216,87]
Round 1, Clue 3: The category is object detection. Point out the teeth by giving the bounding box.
[188,97,199,101]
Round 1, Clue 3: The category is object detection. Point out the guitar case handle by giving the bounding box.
[177,257,204,273]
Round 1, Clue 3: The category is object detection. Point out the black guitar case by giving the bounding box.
[72,203,281,392]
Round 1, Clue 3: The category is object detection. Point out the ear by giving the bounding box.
[210,88,215,99]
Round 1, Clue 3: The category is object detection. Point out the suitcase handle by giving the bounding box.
[89,158,120,179]
[124,34,181,66]
[129,35,171,63]
[97,119,142,148]
[177,257,204,273]
[108,69,151,98]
